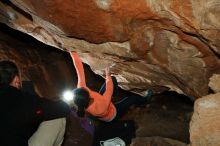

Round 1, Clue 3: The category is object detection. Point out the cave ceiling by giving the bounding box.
[0,0,220,99]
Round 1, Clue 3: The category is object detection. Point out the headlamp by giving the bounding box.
[62,90,74,103]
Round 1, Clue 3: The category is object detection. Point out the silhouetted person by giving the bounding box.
[0,60,71,146]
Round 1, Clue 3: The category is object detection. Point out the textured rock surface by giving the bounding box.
[0,24,76,98]
[124,91,193,143]
[209,74,220,93]
[0,0,220,98]
[190,93,220,146]
[130,137,188,146]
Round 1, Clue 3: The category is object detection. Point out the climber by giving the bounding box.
[69,51,153,122]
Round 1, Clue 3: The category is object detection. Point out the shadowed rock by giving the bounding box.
[1,0,220,98]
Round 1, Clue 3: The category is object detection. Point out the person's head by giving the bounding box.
[72,87,91,117]
[0,60,21,89]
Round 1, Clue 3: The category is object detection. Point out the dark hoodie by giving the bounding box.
[0,84,70,146]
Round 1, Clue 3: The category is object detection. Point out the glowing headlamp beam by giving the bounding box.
[62,90,74,103]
